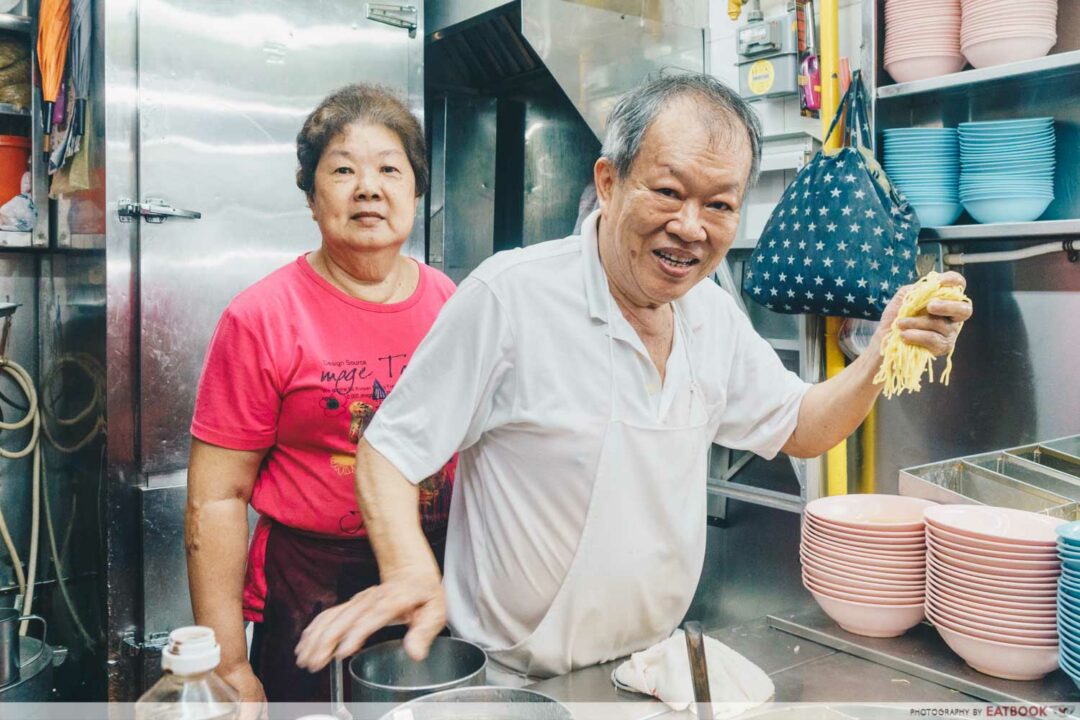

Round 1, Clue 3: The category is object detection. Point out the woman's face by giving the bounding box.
[310,121,418,255]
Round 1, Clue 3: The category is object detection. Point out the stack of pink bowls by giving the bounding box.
[960,0,1058,68]
[924,505,1064,680]
[801,495,936,638]
[884,0,965,83]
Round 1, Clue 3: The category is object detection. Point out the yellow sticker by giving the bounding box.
[747,59,775,95]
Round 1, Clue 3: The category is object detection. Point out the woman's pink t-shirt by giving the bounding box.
[191,254,456,621]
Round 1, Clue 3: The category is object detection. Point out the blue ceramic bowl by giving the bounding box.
[1058,524,1080,547]
[958,117,1054,130]
[963,196,1054,224]
[911,202,963,227]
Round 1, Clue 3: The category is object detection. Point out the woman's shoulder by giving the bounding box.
[417,260,456,301]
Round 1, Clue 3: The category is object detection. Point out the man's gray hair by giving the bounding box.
[601,73,763,188]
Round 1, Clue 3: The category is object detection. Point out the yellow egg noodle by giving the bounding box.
[873,271,972,399]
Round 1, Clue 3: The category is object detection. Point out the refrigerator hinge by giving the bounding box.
[366,3,418,37]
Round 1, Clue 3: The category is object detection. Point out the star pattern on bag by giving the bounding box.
[746,148,920,319]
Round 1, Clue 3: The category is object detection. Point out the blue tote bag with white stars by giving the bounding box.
[745,72,919,319]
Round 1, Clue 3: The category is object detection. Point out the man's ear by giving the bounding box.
[594,157,618,210]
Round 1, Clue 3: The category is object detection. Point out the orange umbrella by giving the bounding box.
[37,0,70,136]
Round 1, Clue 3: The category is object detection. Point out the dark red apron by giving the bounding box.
[250,520,447,703]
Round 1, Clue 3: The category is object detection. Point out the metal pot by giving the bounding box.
[375,686,574,720]
[348,637,487,704]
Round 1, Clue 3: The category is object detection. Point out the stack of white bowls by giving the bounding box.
[960,0,1058,68]
[958,118,1056,224]
[884,0,965,83]
[800,495,936,638]
[924,505,1063,681]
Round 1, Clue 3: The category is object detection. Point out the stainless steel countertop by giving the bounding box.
[526,617,974,718]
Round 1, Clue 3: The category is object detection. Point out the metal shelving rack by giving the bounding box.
[0,5,48,249]
[866,4,1080,244]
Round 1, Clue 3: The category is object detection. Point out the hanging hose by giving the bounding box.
[0,357,41,634]
[0,352,102,643]
[40,444,94,648]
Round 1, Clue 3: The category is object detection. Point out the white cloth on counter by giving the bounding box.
[612,630,775,718]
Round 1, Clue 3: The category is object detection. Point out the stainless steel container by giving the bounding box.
[375,686,573,720]
[349,637,487,704]
[0,608,45,688]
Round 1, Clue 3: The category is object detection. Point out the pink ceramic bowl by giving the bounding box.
[803,524,926,556]
[801,549,926,582]
[925,601,1058,644]
[804,572,925,601]
[806,494,936,531]
[803,576,926,606]
[924,505,1063,545]
[806,515,925,541]
[962,36,1056,68]
[926,527,1058,561]
[925,572,1057,612]
[927,555,1057,594]
[927,540,1061,576]
[886,56,967,83]
[933,623,1059,681]
[807,541,927,570]
[925,536,1061,571]
[927,523,1060,556]
[803,555,927,590]
[808,588,925,638]
[926,591,1057,631]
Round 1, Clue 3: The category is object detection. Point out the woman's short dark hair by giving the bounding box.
[296,84,429,199]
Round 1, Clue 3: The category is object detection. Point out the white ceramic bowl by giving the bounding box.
[933,623,1059,680]
[924,505,1064,545]
[807,588,925,638]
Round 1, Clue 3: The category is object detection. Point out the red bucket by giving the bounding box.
[0,135,30,204]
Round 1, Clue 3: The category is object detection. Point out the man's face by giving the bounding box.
[595,100,753,308]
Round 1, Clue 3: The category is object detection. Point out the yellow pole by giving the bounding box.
[818,0,847,497]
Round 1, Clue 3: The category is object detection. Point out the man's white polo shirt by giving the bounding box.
[364,209,810,652]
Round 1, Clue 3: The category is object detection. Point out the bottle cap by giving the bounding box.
[161,626,222,675]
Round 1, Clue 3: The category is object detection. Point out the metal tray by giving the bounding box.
[899,435,1080,518]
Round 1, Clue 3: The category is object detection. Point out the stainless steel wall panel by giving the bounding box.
[870,248,1080,496]
[439,94,497,283]
[135,0,424,474]
[521,0,708,139]
[522,88,599,246]
[103,0,142,700]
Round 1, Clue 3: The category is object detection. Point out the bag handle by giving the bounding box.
[822,71,873,151]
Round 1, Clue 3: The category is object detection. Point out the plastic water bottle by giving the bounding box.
[135,626,239,720]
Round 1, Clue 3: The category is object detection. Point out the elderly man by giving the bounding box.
[295,74,971,680]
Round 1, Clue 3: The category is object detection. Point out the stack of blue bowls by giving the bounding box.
[882,128,961,227]
[1055,521,1080,689]
[958,118,1056,224]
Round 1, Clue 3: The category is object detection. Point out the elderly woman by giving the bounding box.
[185,84,456,704]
